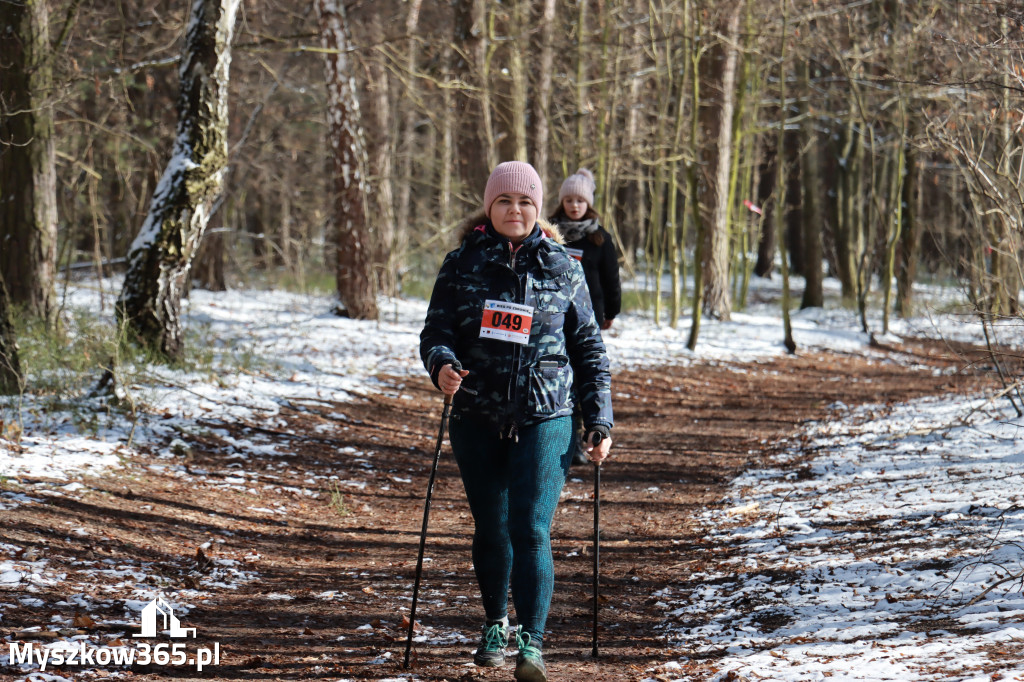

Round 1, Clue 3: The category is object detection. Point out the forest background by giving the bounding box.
[1,0,1022,380]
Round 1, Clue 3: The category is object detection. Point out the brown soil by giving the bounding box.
[0,339,1004,681]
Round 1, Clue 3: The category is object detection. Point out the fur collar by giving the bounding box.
[455,212,564,245]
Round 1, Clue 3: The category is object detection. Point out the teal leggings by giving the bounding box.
[449,415,574,648]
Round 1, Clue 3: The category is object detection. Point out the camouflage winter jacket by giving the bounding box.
[420,219,613,437]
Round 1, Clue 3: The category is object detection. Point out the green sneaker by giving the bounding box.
[514,627,547,682]
[473,621,509,667]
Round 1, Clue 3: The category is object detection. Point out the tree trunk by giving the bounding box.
[440,40,455,227]
[895,118,920,317]
[452,0,491,205]
[0,0,58,325]
[648,5,678,327]
[529,0,557,187]
[395,0,423,245]
[573,0,589,168]
[0,272,22,395]
[669,0,695,328]
[754,152,777,278]
[731,0,759,311]
[615,0,649,263]
[784,131,804,276]
[985,22,1022,317]
[700,5,742,321]
[881,113,907,333]
[685,5,704,351]
[506,1,528,162]
[192,229,226,291]
[364,14,396,297]
[116,0,240,361]
[318,0,377,320]
[776,0,795,353]
[799,61,824,309]
[835,116,860,304]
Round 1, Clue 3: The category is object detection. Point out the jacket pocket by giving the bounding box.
[532,279,569,313]
[526,355,572,415]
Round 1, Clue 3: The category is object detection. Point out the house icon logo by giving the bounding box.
[132,596,197,638]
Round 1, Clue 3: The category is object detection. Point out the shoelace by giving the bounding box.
[482,623,508,650]
[515,627,542,658]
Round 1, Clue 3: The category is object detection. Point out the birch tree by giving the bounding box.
[116,0,241,360]
[317,0,377,319]
[0,0,58,325]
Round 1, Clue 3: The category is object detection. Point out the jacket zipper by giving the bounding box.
[504,242,525,442]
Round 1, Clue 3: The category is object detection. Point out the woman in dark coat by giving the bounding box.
[548,168,621,331]
[420,161,613,682]
[549,168,622,466]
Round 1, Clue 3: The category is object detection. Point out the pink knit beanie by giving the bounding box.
[483,161,544,217]
[558,167,596,209]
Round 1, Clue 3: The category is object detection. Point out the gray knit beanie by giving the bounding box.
[483,161,544,217]
[558,167,596,208]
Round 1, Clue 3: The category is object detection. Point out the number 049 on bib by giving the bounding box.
[480,300,534,345]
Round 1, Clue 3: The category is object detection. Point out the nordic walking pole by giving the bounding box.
[403,361,461,669]
[591,431,604,658]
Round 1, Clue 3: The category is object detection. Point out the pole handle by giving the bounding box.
[441,359,462,407]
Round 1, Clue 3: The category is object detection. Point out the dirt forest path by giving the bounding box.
[1,341,997,681]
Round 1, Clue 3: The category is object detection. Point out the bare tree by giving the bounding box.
[116,0,241,360]
[504,1,529,161]
[452,0,492,205]
[364,13,397,297]
[529,0,557,189]
[0,0,58,325]
[317,0,377,320]
[700,4,742,320]
[8,0,1016,346]
[776,0,795,353]
[799,58,824,309]
[895,117,921,318]
[395,0,424,248]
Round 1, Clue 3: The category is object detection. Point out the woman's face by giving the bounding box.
[562,195,588,221]
[490,193,538,244]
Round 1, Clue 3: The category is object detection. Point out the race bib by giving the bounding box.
[480,299,533,345]
[566,247,584,261]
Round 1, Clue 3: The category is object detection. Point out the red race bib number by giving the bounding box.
[480,300,534,345]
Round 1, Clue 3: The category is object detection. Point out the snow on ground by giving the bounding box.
[614,272,1021,368]
[6,273,1016,486]
[2,275,1023,681]
[647,394,1024,682]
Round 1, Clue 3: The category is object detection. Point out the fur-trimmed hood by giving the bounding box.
[455,212,564,246]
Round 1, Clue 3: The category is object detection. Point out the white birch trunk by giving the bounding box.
[317,0,377,320]
[116,0,240,360]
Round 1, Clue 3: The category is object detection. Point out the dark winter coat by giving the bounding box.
[557,223,621,326]
[420,218,613,437]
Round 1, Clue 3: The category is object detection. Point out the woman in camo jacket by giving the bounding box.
[420,161,613,682]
